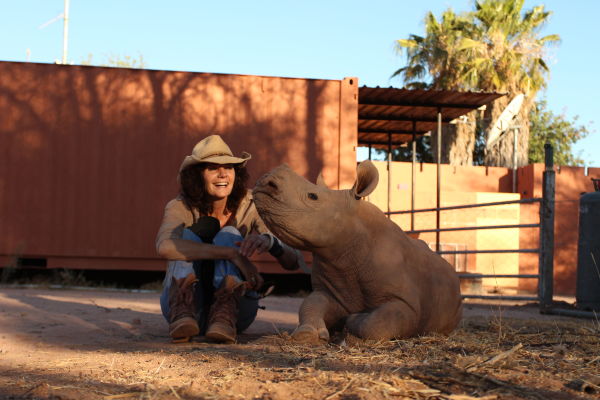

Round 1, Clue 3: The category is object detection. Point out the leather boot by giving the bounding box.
[168,273,199,342]
[205,275,247,343]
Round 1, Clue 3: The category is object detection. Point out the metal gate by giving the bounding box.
[387,144,597,318]
[396,196,545,302]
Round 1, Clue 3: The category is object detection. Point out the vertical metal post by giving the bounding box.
[512,127,518,192]
[62,0,70,64]
[411,127,416,232]
[436,109,442,252]
[368,144,372,161]
[539,143,555,312]
[387,133,392,219]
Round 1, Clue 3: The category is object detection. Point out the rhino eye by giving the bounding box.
[308,192,319,200]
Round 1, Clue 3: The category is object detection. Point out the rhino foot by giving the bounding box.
[345,312,369,337]
[291,324,329,343]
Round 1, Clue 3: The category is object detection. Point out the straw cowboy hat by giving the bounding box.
[179,135,252,173]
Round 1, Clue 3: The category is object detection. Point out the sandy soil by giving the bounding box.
[0,286,598,400]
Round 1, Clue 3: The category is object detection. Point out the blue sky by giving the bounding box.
[1,0,598,166]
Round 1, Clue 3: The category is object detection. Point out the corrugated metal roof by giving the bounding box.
[358,86,505,147]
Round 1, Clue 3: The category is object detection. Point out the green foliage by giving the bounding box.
[394,0,559,95]
[80,53,147,69]
[391,135,434,163]
[528,99,591,166]
[392,0,562,167]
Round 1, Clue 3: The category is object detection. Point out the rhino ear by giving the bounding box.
[351,160,379,199]
[315,172,328,188]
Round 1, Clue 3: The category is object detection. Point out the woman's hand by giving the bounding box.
[237,233,271,258]
[230,250,264,290]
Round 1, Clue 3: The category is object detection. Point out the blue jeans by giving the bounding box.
[160,226,259,333]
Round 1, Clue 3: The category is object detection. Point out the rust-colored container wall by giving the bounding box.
[0,62,358,273]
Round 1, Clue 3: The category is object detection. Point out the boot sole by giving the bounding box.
[205,322,236,343]
[205,330,235,343]
[169,317,199,340]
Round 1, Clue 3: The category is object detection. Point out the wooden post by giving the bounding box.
[539,143,555,312]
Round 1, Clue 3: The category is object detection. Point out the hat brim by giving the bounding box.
[178,152,251,173]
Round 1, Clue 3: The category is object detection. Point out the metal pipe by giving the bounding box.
[439,249,539,254]
[512,127,518,192]
[387,132,392,219]
[436,108,442,252]
[411,127,416,232]
[62,0,70,64]
[462,295,539,301]
[386,197,542,215]
[458,274,539,279]
[406,223,540,234]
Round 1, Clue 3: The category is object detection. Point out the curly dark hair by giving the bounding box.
[179,163,249,220]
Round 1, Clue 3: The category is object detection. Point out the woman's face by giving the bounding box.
[202,163,236,200]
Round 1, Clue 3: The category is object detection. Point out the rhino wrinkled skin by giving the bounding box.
[252,161,462,342]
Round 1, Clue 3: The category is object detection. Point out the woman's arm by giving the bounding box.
[158,238,263,289]
[155,199,264,288]
[157,237,236,261]
[238,233,304,271]
[273,242,304,271]
[156,199,234,261]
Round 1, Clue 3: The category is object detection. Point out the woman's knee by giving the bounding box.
[182,228,203,242]
[213,226,243,247]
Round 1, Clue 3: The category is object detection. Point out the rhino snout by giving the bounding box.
[256,175,278,190]
[254,175,282,199]
[265,178,279,191]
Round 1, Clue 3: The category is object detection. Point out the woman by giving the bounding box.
[156,135,302,343]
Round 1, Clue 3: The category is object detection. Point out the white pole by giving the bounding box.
[62,0,70,64]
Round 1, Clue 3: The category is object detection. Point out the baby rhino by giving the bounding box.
[252,161,462,342]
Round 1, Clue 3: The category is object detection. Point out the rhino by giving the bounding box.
[252,161,462,342]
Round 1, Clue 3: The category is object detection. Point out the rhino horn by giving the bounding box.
[351,160,379,199]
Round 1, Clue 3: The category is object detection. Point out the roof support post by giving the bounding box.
[411,122,416,232]
[512,127,519,193]
[387,132,392,219]
[368,144,372,161]
[436,108,442,253]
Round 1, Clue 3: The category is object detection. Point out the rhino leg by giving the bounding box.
[345,300,419,340]
[292,291,338,343]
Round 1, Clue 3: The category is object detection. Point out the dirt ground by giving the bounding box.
[0,286,599,400]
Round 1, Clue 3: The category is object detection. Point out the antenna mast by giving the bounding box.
[62,0,70,64]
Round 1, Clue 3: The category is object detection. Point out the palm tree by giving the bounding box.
[394,0,559,167]
[393,9,480,165]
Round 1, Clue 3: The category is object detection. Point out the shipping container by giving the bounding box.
[0,61,358,273]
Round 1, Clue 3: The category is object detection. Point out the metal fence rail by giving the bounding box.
[457,274,539,278]
[438,249,538,255]
[403,145,597,317]
[407,223,539,234]
[385,189,545,297]
[389,197,542,215]
[385,144,598,319]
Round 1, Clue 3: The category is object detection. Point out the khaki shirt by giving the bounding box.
[156,191,306,282]
[156,190,269,250]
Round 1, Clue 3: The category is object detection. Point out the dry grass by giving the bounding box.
[99,316,598,399]
[2,306,599,399]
